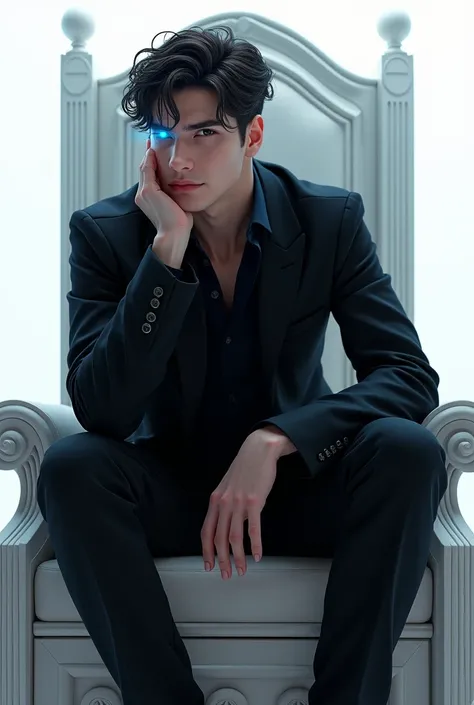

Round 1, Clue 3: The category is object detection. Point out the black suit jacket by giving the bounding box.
[66,159,439,478]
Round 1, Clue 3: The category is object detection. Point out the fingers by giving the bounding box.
[138,142,148,190]
[202,492,260,580]
[201,501,218,572]
[138,140,159,192]
[247,503,263,563]
[214,503,233,579]
[229,505,247,577]
[141,149,157,187]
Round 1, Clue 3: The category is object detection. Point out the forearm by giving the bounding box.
[68,245,198,439]
[256,359,439,478]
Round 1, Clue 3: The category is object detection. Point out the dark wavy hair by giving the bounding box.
[121,26,274,146]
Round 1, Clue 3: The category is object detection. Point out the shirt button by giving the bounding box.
[153,287,164,297]
[146,312,156,323]
[150,298,161,309]
[211,290,219,299]
[225,336,232,345]
[142,323,152,334]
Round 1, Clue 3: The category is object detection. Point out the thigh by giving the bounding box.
[130,442,213,558]
[259,457,350,559]
[38,432,211,559]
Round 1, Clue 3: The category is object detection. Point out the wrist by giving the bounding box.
[153,231,189,269]
[252,425,296,458]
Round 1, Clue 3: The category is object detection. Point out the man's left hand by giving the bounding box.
[200,425,296,580]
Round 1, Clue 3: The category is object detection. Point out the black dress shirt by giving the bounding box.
[171,165,272,475]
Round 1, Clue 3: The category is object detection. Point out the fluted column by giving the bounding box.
[60,8,98,405]
[376,11,414,320]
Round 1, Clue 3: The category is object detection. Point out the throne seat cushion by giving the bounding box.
[34,555,433,624]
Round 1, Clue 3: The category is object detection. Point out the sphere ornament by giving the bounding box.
[377,10,411,50]
[61,7,96,49]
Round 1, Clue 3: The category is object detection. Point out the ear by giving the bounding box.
[245,115,264,157]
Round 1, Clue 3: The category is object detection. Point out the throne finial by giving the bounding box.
[377,10,411,51]
[61,7,95,50]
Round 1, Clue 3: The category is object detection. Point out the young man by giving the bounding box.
[37,25,447,705]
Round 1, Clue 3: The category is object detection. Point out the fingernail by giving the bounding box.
[254,554,261,562]
[205,562,211,572]
[237,567,244,576]
[221,570,229,580]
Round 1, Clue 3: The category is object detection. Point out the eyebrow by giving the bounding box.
[150,119,223,132]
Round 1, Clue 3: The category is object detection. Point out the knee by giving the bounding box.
[38,432,114,503]
[362,417,447,488]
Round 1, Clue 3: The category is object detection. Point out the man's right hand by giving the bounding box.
[135,139,194,269]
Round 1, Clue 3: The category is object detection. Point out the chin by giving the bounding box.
[176,193,218,213]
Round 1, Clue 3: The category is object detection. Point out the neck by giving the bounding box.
[192,160,254,263]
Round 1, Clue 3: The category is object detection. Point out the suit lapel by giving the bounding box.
[254,161,306,401]
[258,234,306,401]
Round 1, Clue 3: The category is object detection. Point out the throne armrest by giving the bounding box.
[0,399,83,705]
[423,399,474,547]
[422,400,474,705]
[0,399,83,545]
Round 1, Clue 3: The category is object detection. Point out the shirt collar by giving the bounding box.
[249,161,272,238]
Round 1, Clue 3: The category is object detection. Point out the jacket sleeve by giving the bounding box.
[66,210,198,439]
[256,192,440,478]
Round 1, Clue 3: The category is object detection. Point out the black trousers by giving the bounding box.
[37,417,447,705]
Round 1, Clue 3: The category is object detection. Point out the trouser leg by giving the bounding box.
[37,432,209,705]
[261,417,447,705]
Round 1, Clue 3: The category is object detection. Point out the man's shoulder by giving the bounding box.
[72,184,140,224]
[254,159,351,203]
[69,184,150,264]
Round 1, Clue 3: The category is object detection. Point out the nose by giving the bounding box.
[168,140,193,171]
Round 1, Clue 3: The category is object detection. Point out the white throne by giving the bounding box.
[0,8,473,705]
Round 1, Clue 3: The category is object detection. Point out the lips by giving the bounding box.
[169,182,203,190]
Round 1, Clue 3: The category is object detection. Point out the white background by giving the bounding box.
[0,0,473,533]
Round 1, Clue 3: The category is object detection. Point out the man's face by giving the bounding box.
[150,86,263,212]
